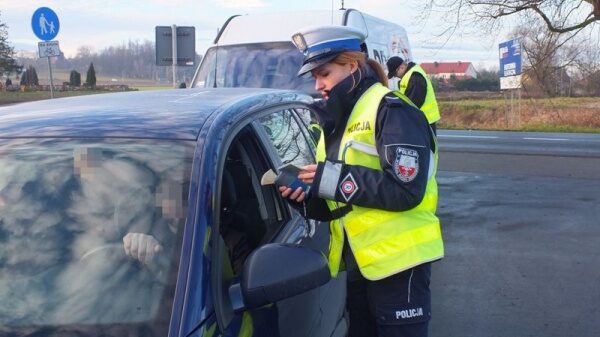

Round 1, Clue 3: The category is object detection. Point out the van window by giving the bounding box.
[192,42,316,95]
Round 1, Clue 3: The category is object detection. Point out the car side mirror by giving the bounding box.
[229,243,330,311]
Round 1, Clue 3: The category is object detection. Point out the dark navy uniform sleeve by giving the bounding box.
[312,95,433,211]
[405,72,427,108]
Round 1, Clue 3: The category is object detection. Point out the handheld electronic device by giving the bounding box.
[274,164,310,192]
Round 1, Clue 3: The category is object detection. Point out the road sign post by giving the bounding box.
[47,56,55,98]
[172,25,178,88]
[32,7,60,99]
[499,38,522,127]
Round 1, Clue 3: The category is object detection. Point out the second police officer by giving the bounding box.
[386,56,441,133]
[279,25,444,337]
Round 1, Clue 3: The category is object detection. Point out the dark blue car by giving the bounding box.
[0,88,347,337]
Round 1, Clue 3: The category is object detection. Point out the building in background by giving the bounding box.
[421,61,477,82]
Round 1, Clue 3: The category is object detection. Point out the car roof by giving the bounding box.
[0,87,311,140]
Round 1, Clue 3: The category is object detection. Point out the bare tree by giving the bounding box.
[422,0,599,35]
[76,46,93,59]
[17,40,200,82]
[514,21,583,96]
[0,12,22,77]
[572,43,600,95]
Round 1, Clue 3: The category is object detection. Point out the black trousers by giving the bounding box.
[345,257,432,337]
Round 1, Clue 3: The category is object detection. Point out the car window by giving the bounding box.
[258,108,315,167]
[216,125,294,273]
[220,140,268,275]
[293,107,321,149]
[256,108,324,245]
[217,111,319,277]
[214,117,322,336]
[0,138,194,337]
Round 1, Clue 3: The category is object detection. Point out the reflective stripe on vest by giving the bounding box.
[399,64,441,124]
[316,83,444,281]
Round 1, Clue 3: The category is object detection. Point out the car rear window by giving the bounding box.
[0,138,194,337]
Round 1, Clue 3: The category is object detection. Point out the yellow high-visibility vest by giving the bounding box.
[399,64,441,124]
[316,83,443,280]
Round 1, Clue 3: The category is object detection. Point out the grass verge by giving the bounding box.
[438,97,600,133]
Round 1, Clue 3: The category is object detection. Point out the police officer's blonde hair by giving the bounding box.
[331,51,389,89]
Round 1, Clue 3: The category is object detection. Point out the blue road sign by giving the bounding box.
[31,7,60,41]
[499,38,522,77]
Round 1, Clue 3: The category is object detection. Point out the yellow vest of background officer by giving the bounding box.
[399,65,441,124]
[316,83,444,281]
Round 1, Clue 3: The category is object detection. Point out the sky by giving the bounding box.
[1,0,517,70]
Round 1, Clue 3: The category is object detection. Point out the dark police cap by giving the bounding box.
[291,25,367,77]
[386,56,405,79]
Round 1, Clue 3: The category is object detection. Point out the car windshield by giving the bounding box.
[0,138,194,337]
[192,42,316,95]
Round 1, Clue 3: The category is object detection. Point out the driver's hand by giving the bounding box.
[123,233,162,264]
[298,164,317,183]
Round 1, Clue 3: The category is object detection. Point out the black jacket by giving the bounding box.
[401,62,427,108]
[302,67,435,221]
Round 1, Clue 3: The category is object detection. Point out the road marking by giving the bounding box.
[438,135,500,139]
[523,137,569,141]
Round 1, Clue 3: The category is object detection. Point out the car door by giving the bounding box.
[209,105,346,337]
[255,107,347,337]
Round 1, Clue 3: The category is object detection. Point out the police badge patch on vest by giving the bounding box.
[339,173,359,202]
[389,146,419,183]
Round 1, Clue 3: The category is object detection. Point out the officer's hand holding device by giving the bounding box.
[275,164,311,193]
[261,164,312,202]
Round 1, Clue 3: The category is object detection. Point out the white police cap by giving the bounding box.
[291,25,367,76]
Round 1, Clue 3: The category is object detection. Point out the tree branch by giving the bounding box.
[529,5,598,33]
[466,0,600,33]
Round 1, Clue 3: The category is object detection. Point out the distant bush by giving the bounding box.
[86,62,96,88]
[19,65,39,86]
[453,78,500,91]
[452,69,500,92]
[69,70,81,87]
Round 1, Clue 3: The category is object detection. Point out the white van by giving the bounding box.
[191,9,412,95]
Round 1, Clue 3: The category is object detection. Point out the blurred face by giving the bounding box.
[396,63,408,78]
[311,61,358,100]
[73,147,103,180]
[156,183,186,220]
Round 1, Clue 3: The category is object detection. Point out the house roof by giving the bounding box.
[420,62,472,74]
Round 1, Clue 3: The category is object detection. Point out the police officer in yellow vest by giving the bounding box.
[386,56,441,134]
[280,25,444,337]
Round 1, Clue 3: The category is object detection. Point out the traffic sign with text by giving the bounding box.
[499,38,522,77]
[38,41,61,58]
[155,26,196,66]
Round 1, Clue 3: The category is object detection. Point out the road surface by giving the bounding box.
[431,130,600,337]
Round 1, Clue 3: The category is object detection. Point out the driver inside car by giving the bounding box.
[123,183,186,265]
[72,147,181,267]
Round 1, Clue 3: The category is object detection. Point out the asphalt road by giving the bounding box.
[430,130,600,337]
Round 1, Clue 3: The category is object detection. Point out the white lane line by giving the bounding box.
[523,137,569,141]
[438,135,500,139]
